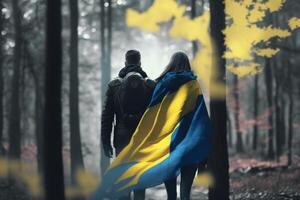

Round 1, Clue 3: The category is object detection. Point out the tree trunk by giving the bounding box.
[280,91,285,149]
[69,0,84,185]
[35,80,44,173]
[208,0,229,199]
[279,59,286,158]
[0,0,4,150]
[100,0,110,177]
[227,108,232,148]
[8,0,22,159]
[24,41,44,173]
[190,0,197,56]
[274,60,282,162]
[252,74,259,151]
[234,75,244,153]
[107,0,112,75]
[43,0,65,199]
[287,59,293,166]
[20,46,27,142]
[264,58,275,159]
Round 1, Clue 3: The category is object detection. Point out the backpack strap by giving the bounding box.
[123,72,143,80]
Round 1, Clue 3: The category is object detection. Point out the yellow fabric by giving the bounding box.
[108,80,201,190]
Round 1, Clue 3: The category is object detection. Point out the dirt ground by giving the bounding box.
[147,156,300,200]
[227,155,300,200]
[1,156,300,200]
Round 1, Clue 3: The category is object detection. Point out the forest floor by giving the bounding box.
[147,155,300,200]
[1,155,300,200]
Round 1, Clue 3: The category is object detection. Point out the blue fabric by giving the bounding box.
[149,70,197,107]
[128,95,211,192]
[89,70,211,199]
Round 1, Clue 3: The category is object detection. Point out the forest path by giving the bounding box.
[145,184,208,200]
[1,156,300,200]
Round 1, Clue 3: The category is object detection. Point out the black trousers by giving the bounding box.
[164,164,198,200]
[115,146,145,200]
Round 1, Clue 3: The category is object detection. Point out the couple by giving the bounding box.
[99,50,211,200]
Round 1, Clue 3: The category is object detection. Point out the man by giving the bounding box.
[101,50,155,200]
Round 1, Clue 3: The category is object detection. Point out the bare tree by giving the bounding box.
[8,0,22,159]
[227,108,233,148]
[287,60,293,166]
[107,0,112,74]
[24,41,44,172]
[252,74,259,150]
[69,0,84,184]
[234,75,244,153]
[274,56,281,162]
[43,0,65,199]
[208,0,229,199]
[0,0,4,152]
[264,58,275,159]
[100,0,112,176]
[190,0,197,56]
[287,36,295,166]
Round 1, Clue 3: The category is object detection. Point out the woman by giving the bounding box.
[157,52,200,200]
[89,51,211,200]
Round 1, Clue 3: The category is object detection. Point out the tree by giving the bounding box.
[264,58,275,159]
[8,0,22,159]
[233,75,244,153]
[287,35,295,166]
[190,0,197,56]
[107,0,112,75]
[252,74,259,151]
[0,0,4,152]
[274,58,282,162]
[34,65,44,174]
[24,41,44,172]
[43,0,65,199]
[227,108,233,148]
[100,0,112,177]
[208,0,229,199]
[273,16,286,161]
[69,0,84,184]
[287,58,293,166]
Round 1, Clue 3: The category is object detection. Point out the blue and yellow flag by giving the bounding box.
[90,70,212,199]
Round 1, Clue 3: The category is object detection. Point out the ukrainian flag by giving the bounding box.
[90,70,212,199]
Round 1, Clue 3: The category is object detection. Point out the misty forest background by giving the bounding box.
[0,0,300,200]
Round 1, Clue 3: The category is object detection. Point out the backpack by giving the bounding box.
[116,72,153,128]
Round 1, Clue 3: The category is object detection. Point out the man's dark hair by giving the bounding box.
[125,50,141,65]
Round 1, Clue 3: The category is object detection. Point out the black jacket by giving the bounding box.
[101,65,156,149]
